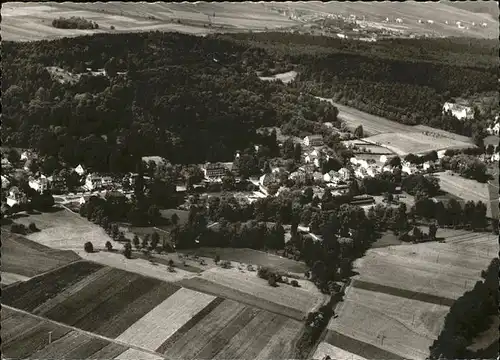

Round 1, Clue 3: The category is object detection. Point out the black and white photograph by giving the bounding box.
[1,1,499,359]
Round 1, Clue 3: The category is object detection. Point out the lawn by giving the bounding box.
[1,230,80,278]
[435,171,496,219]
[180,247,308,274]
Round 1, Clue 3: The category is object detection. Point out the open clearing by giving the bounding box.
[436,171,496,218]
[259,71,298,84]
[180,266,327,321]
[180,247,308,274]
[326,287,449,360]
[362,132,474,155]
[313,341,369,360]
[2,2,298,41]
[1,229,80,278]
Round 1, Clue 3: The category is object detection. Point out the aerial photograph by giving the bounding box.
[1,1,498,360]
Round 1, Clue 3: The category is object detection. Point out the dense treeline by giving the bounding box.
[52,17,99,30]
[2,32,338,171]
[221,32,498,137]
[3,31,497,171]
[429,258,499,359]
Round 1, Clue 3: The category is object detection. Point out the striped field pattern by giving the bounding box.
[2,261,305,359]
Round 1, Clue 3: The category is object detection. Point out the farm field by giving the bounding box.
[362,132,474,155]
[352,231,496,301]
[313,341,369,360]
[435,171,496,218]
[325,287,449,360]
[179,266,327,321]
[2,306,157,360]
[2,2,298,41]
[2,260,305,360]
[1,229,80,279]
[180,247,308,274]
[155,297,304,360]
[412,125,473,144]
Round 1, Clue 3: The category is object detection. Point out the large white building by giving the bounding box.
[442,102,474,121]
[6,187,28,207]
[28,177,50,193]
[303,135,324,147]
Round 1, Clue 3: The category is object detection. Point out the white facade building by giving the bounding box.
[74,164,86,176]
[28,177,49,193]
[442,102,474,120]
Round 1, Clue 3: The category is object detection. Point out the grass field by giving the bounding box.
[2,306,157,360]
[2,230,80,278]
[436,171,496,219]
[180,247,308,274]
[180,266,327,321]
[259,71,298,84]
[325,287,449,360]
[362,132,474,155]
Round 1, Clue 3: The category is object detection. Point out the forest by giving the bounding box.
[3,31,497,172]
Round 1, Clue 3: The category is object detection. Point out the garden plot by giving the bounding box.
[116,288,215,351]
[326,287,449,360]
[181,266,327,320]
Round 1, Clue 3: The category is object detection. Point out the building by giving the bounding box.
[442,102,474,121]
[486,122,499,136]
[202,163,227,179]
[323,170,339,183]
[6,187,28,207]
[20,150,37,161]
[84,173,112,191]
[74,164,86,176]
[28,177,49,193]
[1,175,11,189]
[303,135,324,147]
[338,167,351,181]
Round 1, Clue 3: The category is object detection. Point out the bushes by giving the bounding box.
[52,17,99,30]
[84,241,94,253]
[10,223,28,235]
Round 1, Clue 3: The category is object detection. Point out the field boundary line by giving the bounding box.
[351,279,456,306]
[3,305,175,360]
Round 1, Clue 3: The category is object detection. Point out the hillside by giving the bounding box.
[2,1,498,42]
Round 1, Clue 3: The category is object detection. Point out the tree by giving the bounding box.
[123,242,132,259]
[428,223,437,240]
[147,204,160,224]
[282,138,295,159]
[84,241,94,253]
[151,231,160,251]
[214,254,220,264]
[28,222,38,232]
[132,234,140,249]
[293,143,302,161]
[104,57,118,77]
[105,241,113,251]
[7,149,20,165]
[354,125,364,138]
[142,234,150,249]
[262,161,272,174]
[111,223,120,240]
[171,213,179,225]
[268,276,278,287]
[387,156,402,168]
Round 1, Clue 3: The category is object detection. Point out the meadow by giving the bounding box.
[362,132,474,155]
